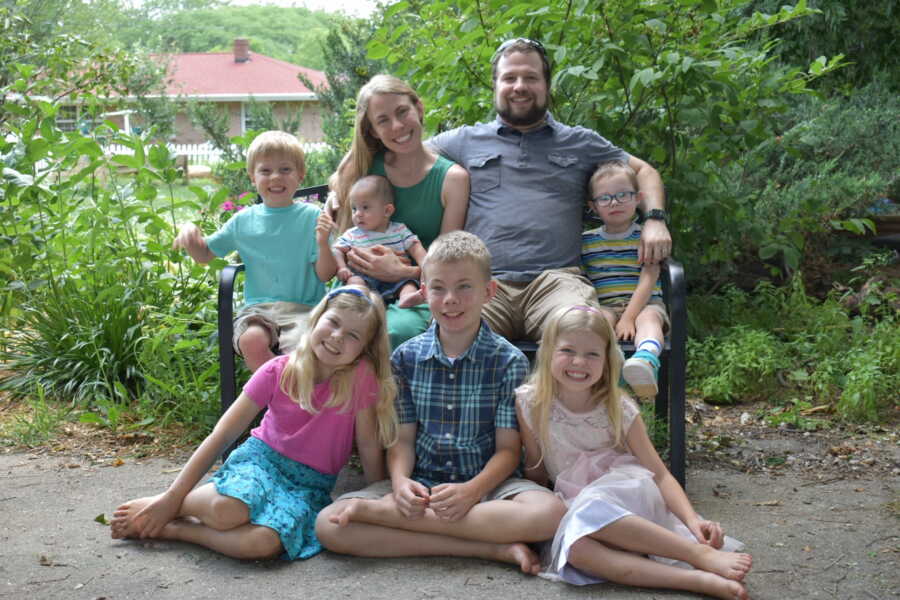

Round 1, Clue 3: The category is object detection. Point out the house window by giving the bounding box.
[56,106,78,132]
[241,102,269,133]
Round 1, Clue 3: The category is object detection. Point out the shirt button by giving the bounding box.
[450,474,457,481]
[447,404,454,410]
[444,432,453,439]
[445,460,453,467]
[449,373,455,380]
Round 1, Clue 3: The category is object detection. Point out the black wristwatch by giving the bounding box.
[644,209,669,224]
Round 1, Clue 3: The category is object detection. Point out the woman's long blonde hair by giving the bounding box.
[328,74,424,234]
[279,285,398,447]
[525,305,625,464]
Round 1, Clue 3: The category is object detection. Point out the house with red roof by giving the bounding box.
[59,39,327,146]
[163,39,327,144]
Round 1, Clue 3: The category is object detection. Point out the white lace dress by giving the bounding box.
[516,384,743,585]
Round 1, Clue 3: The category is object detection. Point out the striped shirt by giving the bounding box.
[334,221,419,257]
[582,222,662,304]
[391,321,529,488]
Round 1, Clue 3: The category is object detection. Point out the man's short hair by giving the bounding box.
[246,131,306,179]
[350,175,395,206]
[490,38,552,87]
[422,231,492,282]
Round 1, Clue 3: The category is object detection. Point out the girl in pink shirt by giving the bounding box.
[110,286,398,560]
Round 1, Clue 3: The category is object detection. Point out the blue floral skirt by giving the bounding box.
[210,436,337,560]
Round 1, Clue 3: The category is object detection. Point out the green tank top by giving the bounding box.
[370,153,453,248]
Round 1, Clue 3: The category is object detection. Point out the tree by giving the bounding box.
[368,0,843,283]
[298,17,389,183]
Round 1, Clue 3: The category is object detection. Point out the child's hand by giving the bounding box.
[392,477,430,520]
[429,482,479,521]
[316,211,335,244]
[615,317,636,341]
[337,267,352,283]
[133,492,181,538]
[172,223,203,252]
[691,519,725,548]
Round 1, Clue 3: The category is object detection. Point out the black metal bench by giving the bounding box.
[216,184,688,486]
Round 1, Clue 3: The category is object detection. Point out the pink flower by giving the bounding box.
[220,200,236,212]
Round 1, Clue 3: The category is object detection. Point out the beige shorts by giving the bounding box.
[485,267,599,342]
[599,298,670,334]
[232,301,314,355]
[335,477,550,503]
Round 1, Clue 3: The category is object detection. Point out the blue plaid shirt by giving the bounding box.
[391,320,529,488]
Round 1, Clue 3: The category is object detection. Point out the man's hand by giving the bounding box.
[428,482,480,522]
[638,219,672,265]
[392,477,430,520]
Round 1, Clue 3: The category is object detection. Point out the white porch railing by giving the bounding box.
[104,141,328,166]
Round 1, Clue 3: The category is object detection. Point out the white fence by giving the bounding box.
[104,141,329,166]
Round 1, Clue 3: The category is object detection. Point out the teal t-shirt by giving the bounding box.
[206,202,326,307]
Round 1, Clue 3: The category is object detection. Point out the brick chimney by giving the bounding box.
[234,38,250,63]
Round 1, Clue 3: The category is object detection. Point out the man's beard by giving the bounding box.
[495,96,548,127]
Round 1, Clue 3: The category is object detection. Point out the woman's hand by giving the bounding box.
[347,246,414,283]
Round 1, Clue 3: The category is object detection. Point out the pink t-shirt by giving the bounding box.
[244,355,379,475]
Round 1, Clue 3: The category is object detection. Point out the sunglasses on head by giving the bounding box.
[492,37,546,61]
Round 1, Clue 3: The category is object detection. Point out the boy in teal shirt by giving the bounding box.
[173,131,337,371]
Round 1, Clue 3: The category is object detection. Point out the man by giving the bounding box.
[429,38,672,342]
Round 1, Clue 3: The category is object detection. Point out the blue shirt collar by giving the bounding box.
[419,319,494,365]
[493,112,558,135]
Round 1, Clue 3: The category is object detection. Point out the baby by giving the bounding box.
[332,175,426,308]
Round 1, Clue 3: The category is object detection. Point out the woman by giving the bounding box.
[327,74,469,347]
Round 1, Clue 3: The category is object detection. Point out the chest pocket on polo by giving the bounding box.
[467,154,501,193]
[548,153,578,168]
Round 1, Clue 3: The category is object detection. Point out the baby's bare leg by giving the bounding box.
[568,536,749,600]
[316,503,540,573]
[326,489,564,543]
[396,282,425,308]
[590,515,752,581]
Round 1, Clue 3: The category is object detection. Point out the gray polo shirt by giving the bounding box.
[430,114,628,282]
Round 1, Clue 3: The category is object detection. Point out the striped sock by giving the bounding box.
[636,338,662,357]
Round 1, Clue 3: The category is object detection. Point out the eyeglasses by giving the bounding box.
[591,191,638,207]
[492,38,546,61]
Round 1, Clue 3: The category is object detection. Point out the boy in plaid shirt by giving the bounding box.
[317,231,564,573]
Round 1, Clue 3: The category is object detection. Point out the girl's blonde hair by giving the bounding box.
[328,74,424,234]
[279,285,398,447]
[525,305,625,464]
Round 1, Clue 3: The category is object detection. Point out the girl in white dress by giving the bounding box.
[516,305,752,600]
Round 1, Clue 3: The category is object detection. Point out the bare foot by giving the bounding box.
[110,495,161,539]
[694,570,749,600]
[695,546,753,582]
[397,288,425,308]
[492,542,541,575]
[328,498,363,527]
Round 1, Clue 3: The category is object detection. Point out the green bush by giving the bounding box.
[688,271,899,421]
[696,80,900,285]
[688,326,785,405]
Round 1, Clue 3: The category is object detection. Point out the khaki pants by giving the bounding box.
[484,267,599,342]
